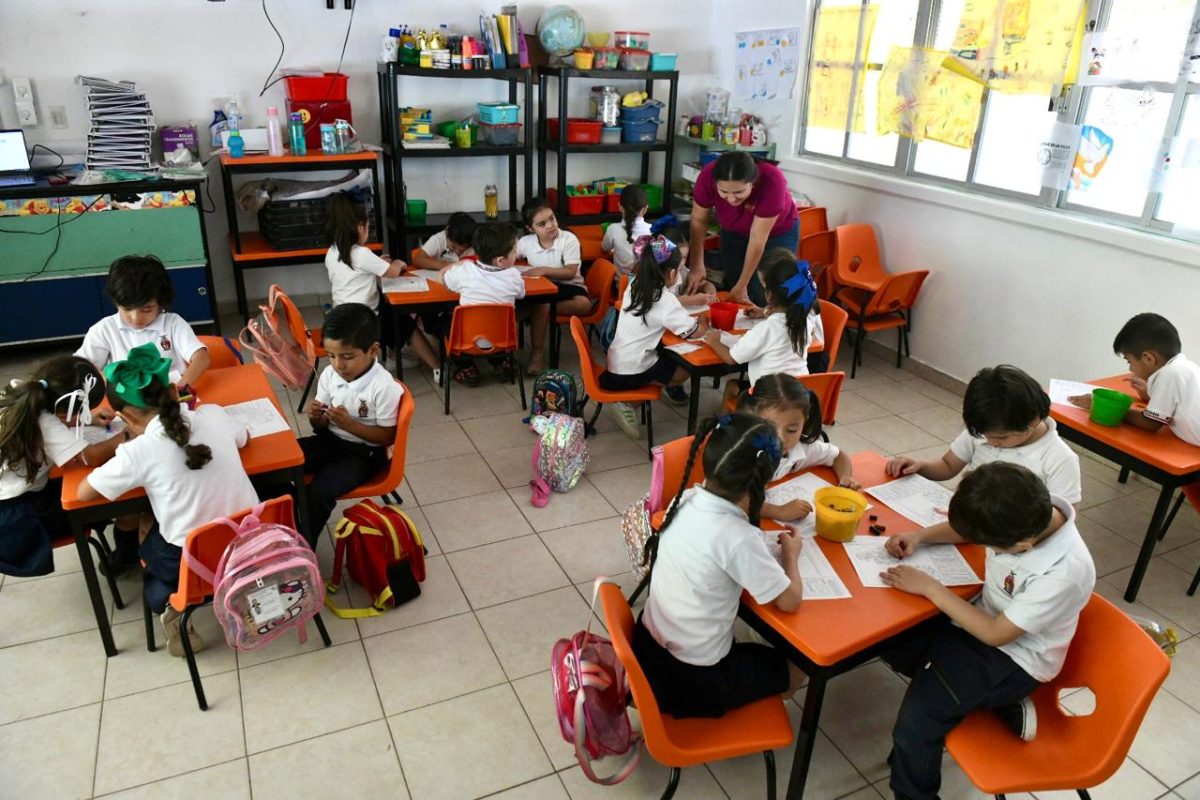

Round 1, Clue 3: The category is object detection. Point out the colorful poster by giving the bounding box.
[944,0,1087,94]
[877,47,985,148]
[734,28,803,100]
[806,4,879,131]
[1081,1,1196,85]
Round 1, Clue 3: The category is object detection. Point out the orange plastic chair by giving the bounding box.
[148,495,332,710]
[267,284,325,412]
[442,304,525,415]
[945,594,1170,798]
[817,300,848,369]
[338,382,415,506]
[832,224,890,296]
[570,316,661,459]
[635,435,706,604]
[197,335,244,369]
[797,206,829,241]
[717,372,845,436]
[800,230,838,300]
[558,258,617,347]
[840,270,929,379]
[614,273,629,310]
[598,582,794,800]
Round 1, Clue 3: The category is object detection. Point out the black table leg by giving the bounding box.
[393,305,405,381]
[785,669,829,800]
[549,297,559,368]
[71,515,118,657]
[1125,484,1177,602]
[687,372,701,433]
[291,465,310,541]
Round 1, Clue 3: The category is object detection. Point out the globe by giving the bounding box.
[536,5,586,58]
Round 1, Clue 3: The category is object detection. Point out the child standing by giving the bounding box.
[635,412,804,718]
[659,225,717,308]
[880,462,1095,799]
[0,357,124,576]
[300,303,402,547]
[737,374,857,522]
[79,343,259,656]
[603,234,708,438]
[76,254,211,388]
[411,211,477,268]
[517,198,592,374]
[601,185,651,276]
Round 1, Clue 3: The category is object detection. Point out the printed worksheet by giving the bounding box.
[1048,379,1096,406]
[762,531,852,600]
[381,275,430,293]
[843,536,981,588]
[79,417,125,445]
[765,472,834,536]
[665,342,702,355]
[719,331,742,349]
[864,474,953,529]
[735,310,765,330]
[412,268,444,282]
[222,398,291,438]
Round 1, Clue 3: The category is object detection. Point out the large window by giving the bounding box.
[799,0,1200,239]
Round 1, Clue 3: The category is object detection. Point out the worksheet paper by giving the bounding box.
[719,331,742,349]
[79,417,125,445]
[381,275,430,293]
[863,474,954,529]
[1048,379,1097,406]
[762,531,852,600]
[665,342,702,355]
[765,472,835,536]
[735,310,765,330]
[222,398,291,438]
[843,536,981,588]
[412,268,444,282]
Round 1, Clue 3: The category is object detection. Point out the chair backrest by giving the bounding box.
[818,301,848,367]
[834,224,889,287]
[410,246,423,264]
[170,495,295,610]
[585,258,618,310]
[344,382,416,499]
[198,335,244,368]
[800,230,838,300]
[447,303,519,357]
[799,371,846,427]
[658,435,704,510]
[269,284,319,364]
[863,270,929,316]
[797,206,829,241]
[570,316,604,395]
[614,274,629,310]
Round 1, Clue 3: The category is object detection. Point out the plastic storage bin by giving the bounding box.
[284,73,348,102]
[619,49,652,70]
[259,194,375,250]
[639,183,663,209]
[477,103,520,125]
[601,126,621,144]
[650,53,677,71]
[593,47,620,69]
[614,31,650,50]
[548,187,605,216]
[548,117,603,144]
[621,118,660,143]
[478,122,522,146]
[620,99,663,122]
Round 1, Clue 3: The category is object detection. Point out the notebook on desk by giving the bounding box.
[0,129,36,187]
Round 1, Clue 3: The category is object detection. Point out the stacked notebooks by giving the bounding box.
[76,75,154,170]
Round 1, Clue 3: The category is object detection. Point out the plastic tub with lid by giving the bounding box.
[614,31,650,50]
[619,49,652,71]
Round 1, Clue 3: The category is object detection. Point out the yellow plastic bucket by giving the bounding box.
[813,487,868,543]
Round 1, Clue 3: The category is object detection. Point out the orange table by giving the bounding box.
[738,452,984,799]
[1049,373,1200,601]
[60,364,306,657]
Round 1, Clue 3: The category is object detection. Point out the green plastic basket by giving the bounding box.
[1089,387,1133,427]
[405,199,427,223]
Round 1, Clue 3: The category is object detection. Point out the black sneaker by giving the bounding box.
[996,696,1037,741]
[664,385,689,405]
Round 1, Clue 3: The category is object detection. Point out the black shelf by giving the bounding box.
[538,140,669,154]
[387,209,523,237]
[384,144,528,158]
[378,62,530,80]
[537,66,679,81]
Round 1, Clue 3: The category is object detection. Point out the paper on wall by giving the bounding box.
[843,535,981,588]
[734,27,803,101]
[1038,122,1081,189]
[863,474,954,529]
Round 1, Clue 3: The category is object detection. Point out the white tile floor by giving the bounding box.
[1,335,1199,800]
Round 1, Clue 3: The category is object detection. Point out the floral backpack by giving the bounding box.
[620,445,665,579]
[238,285,314,391]
[530,413,589,507]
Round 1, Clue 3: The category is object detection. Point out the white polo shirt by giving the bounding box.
[1145,353,1200,447]
[977,497,1095,682]
[774,439,840,482]
[0,411,89,500]
[442,261,526,307]
[644,487,792,666]
[420,230,475,262]
[949,418,1082,505]
[86,404,259,547]
[325,244,390,310]
[601,217,651,275]
[76,311,204,378]
[607,284,699,375]
[728,313,810,384]
[517,230,585,287]
[316,360,403,446]
[809,307,825,347]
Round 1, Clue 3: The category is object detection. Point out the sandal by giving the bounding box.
[493,358,516,383]
[453,362,481,387]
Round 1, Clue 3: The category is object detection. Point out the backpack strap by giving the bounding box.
[180,503,268,586]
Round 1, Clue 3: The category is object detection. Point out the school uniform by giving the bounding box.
[949,418,1082,504]
[1145,353,1200,447]
[636,486,791,718]
[887,497,1095,800]
[806,308,829,373]
[77,311,204,380]
[420,230,475,263]
[601,284,698,391]
[601,217,651,275]
[325,244,392,310]
[774,439,839,482]
[728,312,809,385]
[0,412,88,576]
[86,405,258,612]
[442,261,526,306]
[517,230,589,303]
[299,361,402,546]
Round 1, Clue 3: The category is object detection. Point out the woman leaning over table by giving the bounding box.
[687,151,800,308]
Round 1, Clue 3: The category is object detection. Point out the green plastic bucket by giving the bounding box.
[1089,387,1133,426]
[405,199,427,223]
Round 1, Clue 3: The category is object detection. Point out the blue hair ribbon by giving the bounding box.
[715,414,733,428]
[781,259,818,311]
[751,431,782,461]
[649,213,679,235]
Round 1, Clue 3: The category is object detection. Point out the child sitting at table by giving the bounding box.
[635,412,805,718]
[410,211,477,268]
[601,184,651,276]
[77,254,211,389]
[659,224,718,308]
[78,343,259,657]
[517,197,592,374]
[437,221,527,386]
[704,249,816,407]
[886,365,1082,518]
[603,234,708,438]
[738,373,858,522]
[0,356,124,577]
[880,462,1094,799]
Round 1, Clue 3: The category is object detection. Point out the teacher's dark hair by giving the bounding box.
[713,151,758,184]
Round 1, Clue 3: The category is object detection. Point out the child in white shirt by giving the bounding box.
[659,225,717,308]
[601,185,652,276]
[410,212,477,269]
[636,412,804,718]
[517,198,592,374]
[79,343,259,657]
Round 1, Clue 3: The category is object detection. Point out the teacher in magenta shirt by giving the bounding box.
[687,152,800,307]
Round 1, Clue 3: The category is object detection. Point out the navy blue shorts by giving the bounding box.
[555,282,590,304]
[599,353,676,391]
[139,523,182,615]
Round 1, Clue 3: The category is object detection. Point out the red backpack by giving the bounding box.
[324,499,427,618]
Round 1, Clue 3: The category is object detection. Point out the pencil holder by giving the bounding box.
[813,487,868,543]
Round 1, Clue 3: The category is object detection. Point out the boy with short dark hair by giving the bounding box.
[300,302,402,547]
[411,211,478,268]
[881,462,1095,800]
[76,254,211,387]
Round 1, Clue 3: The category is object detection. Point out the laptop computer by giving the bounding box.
[0,129,37,187]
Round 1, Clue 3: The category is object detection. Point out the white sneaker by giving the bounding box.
[609,402,641,440]
[431,368,442,387]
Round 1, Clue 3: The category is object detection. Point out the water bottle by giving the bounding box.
[265,106,284,157]
[320,123,337,154]
[288,112,307,156]
[224,99,241,133]
[334,119,352,153]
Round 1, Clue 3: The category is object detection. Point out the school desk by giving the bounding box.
[59,364,307,657]
[384,274,559,377]
[1048,373,1200,602]
[736,451,985,800]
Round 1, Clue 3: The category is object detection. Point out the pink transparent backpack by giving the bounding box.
[238,284,315,391]
[551,577,641,784]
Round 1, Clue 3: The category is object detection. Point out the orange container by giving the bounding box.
[709,301,739,331]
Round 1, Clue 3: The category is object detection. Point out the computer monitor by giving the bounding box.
[0,129,33,176]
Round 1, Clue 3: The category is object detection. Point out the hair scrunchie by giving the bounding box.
[632,234,677,265]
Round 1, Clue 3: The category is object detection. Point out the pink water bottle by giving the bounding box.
[266,106,284,157]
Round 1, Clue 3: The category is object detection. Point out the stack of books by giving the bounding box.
[76,75,154,170]
[399,107,433,142]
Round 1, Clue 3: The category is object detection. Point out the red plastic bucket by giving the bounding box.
[285,73,349,102]
[709,302,739,331]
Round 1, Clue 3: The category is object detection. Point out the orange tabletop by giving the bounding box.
[60,364,303,511]
[219,150,378,167]
[384,274,556,308]
[742,451,984,667]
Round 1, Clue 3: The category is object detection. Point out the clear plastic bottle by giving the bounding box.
[224,98,241,133]
[484,185,498,219]
[266,106,284,157]
[320,123,337,154]
[288,112,306,156]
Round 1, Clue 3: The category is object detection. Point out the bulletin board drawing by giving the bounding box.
[877,47,985,148]
[806,4,879,131]
[735,28,803,101]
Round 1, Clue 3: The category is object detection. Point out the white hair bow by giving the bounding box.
[54,374,96,439]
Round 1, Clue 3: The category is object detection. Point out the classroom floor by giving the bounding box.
[2,332,1200,800]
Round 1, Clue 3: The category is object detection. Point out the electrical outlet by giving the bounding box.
[17,106,38,126]
[12,76,32,101]
[49,105,67,129]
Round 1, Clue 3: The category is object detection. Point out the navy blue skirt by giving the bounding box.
[0,479,68,577]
